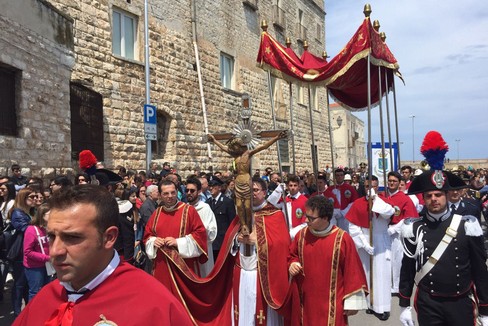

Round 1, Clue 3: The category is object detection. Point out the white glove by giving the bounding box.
[399,306,414,326]
[366,187,376,199]
[480,315,488,326]
[363,243,374,256]
[359,235,374,255]
[387,225,396,236]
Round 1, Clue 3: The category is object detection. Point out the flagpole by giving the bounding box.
[307,84,318,178]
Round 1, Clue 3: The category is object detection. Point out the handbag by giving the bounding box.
[6,229,23,261]
[34,226,56,276]
[133,243,147,269]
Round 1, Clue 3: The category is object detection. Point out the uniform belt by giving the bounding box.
[414,214,462,285]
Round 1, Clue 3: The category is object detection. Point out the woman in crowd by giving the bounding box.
[0,181,16,302]
[74,173,89,185]
[8,188,37,316]
[0,181,16,223]
[23,203,51,300]
[136,185,146,210]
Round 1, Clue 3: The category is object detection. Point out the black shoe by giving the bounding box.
[366,308,374,315]
[374,312,390,321]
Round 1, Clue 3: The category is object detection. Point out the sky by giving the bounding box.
[325,0,488,161]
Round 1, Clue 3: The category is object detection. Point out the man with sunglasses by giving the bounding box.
[186,177,217,276]
[289,195,367,325]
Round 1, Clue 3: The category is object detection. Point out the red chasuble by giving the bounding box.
[288,226,368,326]
[345,197,371,228]
[144,203,208,291]
[233,204,291,324]
[378,191,419,224]
[13,263,193,326]
[285,194,308,227]
[324,183,359,209]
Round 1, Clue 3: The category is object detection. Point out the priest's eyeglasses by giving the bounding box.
[305,214,321,222]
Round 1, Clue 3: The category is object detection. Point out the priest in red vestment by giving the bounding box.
[14,184,192,326]
[144,179,208,291]
[289,195,368,326]
[233,177,291,325]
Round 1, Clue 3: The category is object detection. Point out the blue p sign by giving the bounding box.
[144,104,157,124]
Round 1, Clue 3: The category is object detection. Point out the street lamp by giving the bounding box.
[409,115,415,163]
[337,116,343,128]
[455,139,460,163]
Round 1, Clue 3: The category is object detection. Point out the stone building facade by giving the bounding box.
[0,0,74,178]
[330,103,367,169]
[1,0,333,177]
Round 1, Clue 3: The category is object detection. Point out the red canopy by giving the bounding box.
[256,17,402,110]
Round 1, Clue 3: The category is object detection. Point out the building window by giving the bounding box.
[297,85,305,105]
[70,83,104,161]
[297,9,307,41]
[220,52,235,89]
[310,86,319,110]
[0,64,19,136]
[278,139,290,164]
[112,9,137,60]
[151,111,170,157]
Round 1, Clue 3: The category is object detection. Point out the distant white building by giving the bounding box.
[330,102,366,169]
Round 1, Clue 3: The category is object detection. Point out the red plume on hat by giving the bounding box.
[420,131,448,171]
[79,150,98,176]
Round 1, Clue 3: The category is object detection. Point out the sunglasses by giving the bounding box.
[27,195,39,200]
[185,189,197,194]
[78,178,86,182]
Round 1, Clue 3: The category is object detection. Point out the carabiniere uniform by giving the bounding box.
[399,170,488,324]
[399,212,488,315]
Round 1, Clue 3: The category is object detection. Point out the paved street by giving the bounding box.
[0,278,15,325]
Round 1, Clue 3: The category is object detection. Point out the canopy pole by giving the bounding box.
[267,71,290,231]
[367,54,374,307]
[307,85,318,178]
[378,67,387,190]
[384,71,394,172]
[288,83,297,174]
[326,89,336,177]
[392,77,401,168]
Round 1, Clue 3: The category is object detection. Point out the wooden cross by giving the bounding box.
[256,310,266,325]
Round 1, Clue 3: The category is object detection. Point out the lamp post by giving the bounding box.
[455,139,460,163]
[409,115,415,163]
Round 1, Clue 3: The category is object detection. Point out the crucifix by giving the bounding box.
[207,94,287,249]
[256,310,266,325]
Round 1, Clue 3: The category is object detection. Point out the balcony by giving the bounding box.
[242,0,258,11]
[296,23,307,41]
[272,5,286,30]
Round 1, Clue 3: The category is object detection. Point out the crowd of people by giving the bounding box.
[0,154,487,325]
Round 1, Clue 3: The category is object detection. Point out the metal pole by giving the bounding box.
[267,71,289,231]
[307,85,318,178]
[392,78,401,168]
[378,67,387,190]
[267,71,283,176]
[384,71,394,172]
[144,0,151,172]
[410,115,416,163]
[191,0,212,159]
[326,89,336,177]
[367,54,374,307]
[288,83,296,174]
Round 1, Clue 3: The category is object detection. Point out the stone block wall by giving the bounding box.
[0,0,74,179]
[8,0,332,178]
